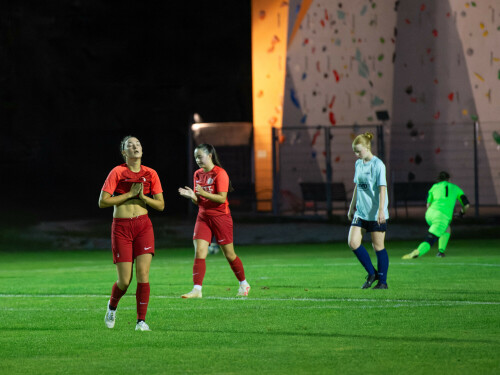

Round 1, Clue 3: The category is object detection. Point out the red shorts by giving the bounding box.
[193,213,233,245]
[111,214,155,264]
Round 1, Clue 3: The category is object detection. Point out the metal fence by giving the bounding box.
[272,125,383,218]
[272,121,500,218]
[389,120,500,217]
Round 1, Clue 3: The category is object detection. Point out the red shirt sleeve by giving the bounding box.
[101,167,119,195]
[215,168,229,193]
[149,169,163,195]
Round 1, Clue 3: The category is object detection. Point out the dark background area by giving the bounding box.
[1,1,252,221]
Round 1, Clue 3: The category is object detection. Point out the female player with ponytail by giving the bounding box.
[99,135,164,331]
[347,132,390,289]
[178,143,251,298]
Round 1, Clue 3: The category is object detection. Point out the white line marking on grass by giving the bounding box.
[396,262,500,267]
[0,303,482,312]
[3,266,112,274]
[194,296,500,305]
[1,294,498,306]
[250,262,500,268]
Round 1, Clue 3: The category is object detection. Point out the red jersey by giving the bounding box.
[194,165,230,216]
[102,164,163,197]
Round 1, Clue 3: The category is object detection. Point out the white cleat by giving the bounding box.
[236,284,251,297]
[104,301,116,329]
[135,321,151,331]
[181,288,202,299]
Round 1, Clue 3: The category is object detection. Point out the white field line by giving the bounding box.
[0,294,498,306]
[394,262,500,267]
[251,262,500,268]
[2,262,498,274]
[0,302,485,312]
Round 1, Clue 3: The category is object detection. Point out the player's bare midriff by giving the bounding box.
[113,198,148,218]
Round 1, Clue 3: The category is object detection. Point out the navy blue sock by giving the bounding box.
[376,249,389,284]
[353,245,376,276]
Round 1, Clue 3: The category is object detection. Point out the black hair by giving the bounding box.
[437,171,450,182]
[120,135,136,162]
[195,143,234,192]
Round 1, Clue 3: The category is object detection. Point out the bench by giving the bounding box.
[299,182,349,214]
[393,182,434,217]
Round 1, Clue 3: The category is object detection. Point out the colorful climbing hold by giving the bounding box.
[474,72,484,81]
[493,131,500,145]
[329,112,336,125]
[290,89,300,108]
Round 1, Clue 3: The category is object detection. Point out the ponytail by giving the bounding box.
[352,132,374,151]
[196,144,234,192]
[437,171,450,182]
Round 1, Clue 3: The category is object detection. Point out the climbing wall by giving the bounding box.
[390,0,500,204]
[252,0,290,210]
[252,0,500,210]
[282,0,397,189]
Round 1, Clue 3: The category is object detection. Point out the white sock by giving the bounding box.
[239,280,249,286]
[193,285,202,291]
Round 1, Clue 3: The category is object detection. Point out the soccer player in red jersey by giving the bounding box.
[99,136,164,331]
[178,143,250,298]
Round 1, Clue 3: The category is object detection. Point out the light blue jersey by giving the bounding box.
[353,156,389,221]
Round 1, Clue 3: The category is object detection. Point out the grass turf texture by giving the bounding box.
[1,240,499,374]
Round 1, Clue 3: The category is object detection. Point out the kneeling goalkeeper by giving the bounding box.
[403,171,469,259]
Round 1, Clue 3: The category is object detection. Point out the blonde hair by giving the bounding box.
[352,132,374,151]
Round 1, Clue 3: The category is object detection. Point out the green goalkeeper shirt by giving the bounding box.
[427,181,465,219]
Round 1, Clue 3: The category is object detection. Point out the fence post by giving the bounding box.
[325,126,332,219]
[272,127,280,215]
[376,125,385,162]
[473,121,479,218]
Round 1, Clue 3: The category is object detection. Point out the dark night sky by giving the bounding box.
[1,1,252,220]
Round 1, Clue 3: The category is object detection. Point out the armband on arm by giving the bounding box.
[460,195,470,207]
[459,195,470,215]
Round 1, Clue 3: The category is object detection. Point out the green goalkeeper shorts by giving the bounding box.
[425,208,451,237]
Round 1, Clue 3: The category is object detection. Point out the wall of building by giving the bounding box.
[391,0,500,204]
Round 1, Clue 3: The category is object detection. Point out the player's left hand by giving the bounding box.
[377,209,386,225]
[130,183,143,198]
[194,184,206,196]
[137,183,146,200]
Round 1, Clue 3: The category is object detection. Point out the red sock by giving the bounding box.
[193,258,206,286]
[109,282,127,309]
[229,256,246,282]
[136,283,150,321]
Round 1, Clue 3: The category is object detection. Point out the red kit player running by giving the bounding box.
[99,136,164,331]
[178,143,250,298]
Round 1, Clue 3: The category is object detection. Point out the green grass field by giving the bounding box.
[1,239,499,374]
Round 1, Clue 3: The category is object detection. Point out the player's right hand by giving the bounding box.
[178,186,195,200]
[130,183,143,197]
